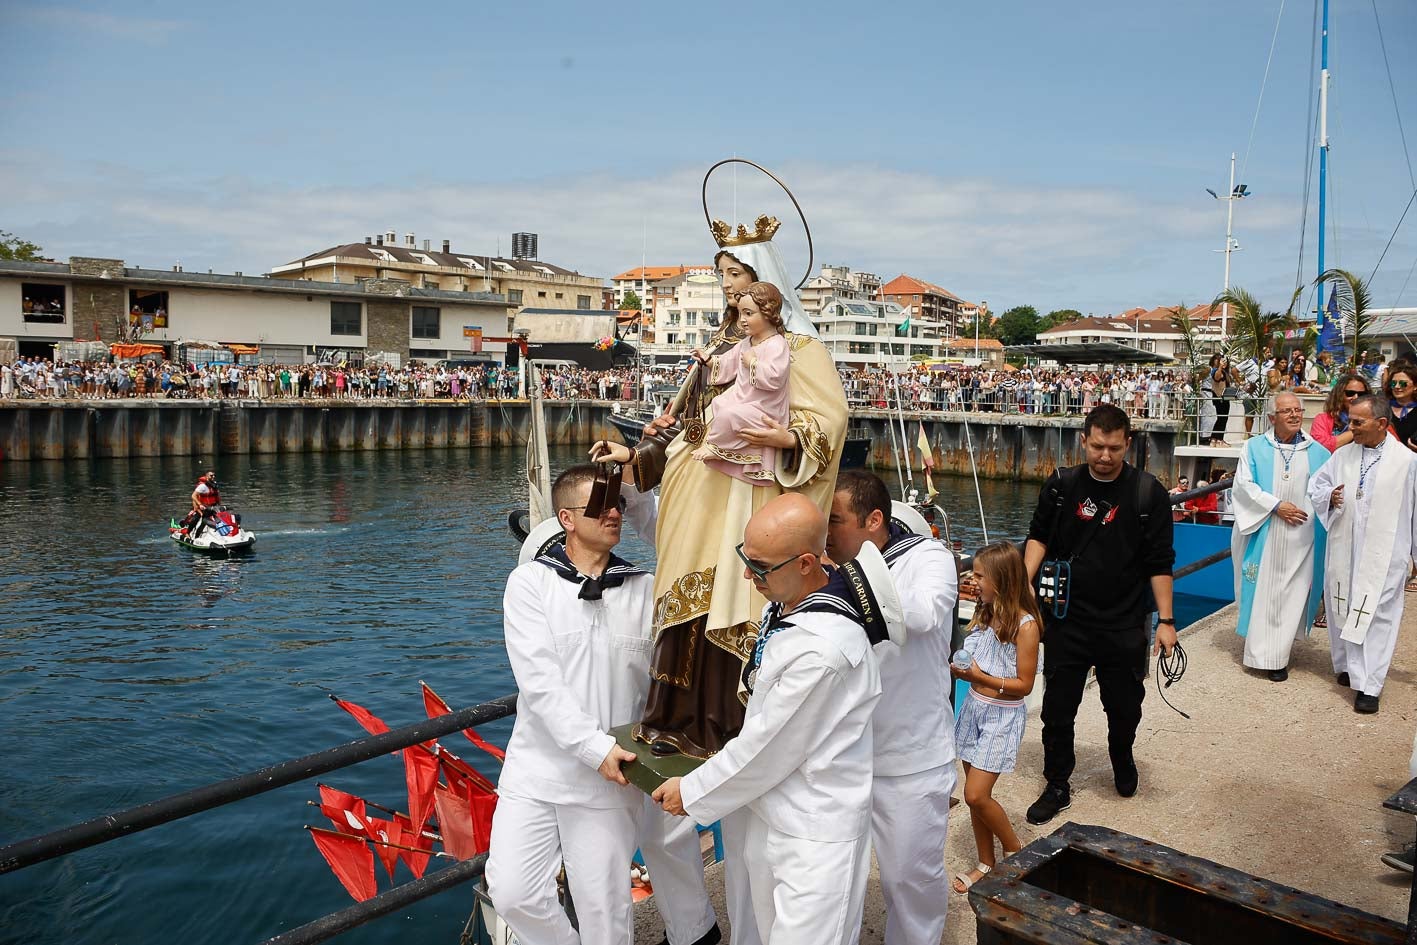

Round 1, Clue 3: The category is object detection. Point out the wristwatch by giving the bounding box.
[1157,617,1176,625]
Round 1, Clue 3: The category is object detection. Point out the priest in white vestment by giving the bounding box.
[1309,395,1417,713]
[1232,393,1330,681]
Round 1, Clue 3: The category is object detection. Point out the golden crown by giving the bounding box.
[710,214,782,248]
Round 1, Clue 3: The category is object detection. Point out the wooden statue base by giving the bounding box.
[610,723,706,796]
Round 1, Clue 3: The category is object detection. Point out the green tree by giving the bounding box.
[1167,302,1202,374]
[1042,308,1082,330]
[1210,287,1295,363]
[0,230,44,261]
[994,305,1041,346]
[1315,268,1376,370]
[621,290,642,311]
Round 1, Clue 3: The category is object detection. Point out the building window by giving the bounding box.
[330,301,362,336]
[128,289,169,329]
[508,289,523,305]
[22,283,65,323]
[412,306,441,339]
[555,292,563,300]
[578,294,591,309]
[538,291,547,298]
[408,348,445,360]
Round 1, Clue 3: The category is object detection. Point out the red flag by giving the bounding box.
[433,783,480,860]
[440,750,496,796]
[331,696,391,736]
[403,745,440,840]
[420,681,507,761]
[309,827,377,902]
[470,791,497,855]
[363,816,402,881]
[389,810,432,879]
[317,784,368,835]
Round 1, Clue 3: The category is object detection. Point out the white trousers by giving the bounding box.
[720,808,762,945]
[870,765,957,945]
[637,797,718,945]
[742,810,870,945]
[486,794,638,945]
[1331,614,1403,696]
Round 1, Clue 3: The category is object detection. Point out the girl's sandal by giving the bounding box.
[951,862,991,894]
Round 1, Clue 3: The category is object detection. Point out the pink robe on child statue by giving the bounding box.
[702,333,791,484]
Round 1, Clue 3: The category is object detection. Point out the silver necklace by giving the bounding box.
[1357,442,1385,500]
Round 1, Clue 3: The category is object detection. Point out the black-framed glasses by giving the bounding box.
[735,542,803,580]
[566,497,627,516]
[1343,389,1365,397]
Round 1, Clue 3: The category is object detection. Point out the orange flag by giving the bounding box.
[420,681,507,761]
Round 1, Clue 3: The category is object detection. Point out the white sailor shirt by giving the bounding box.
[680,602,882,842]
[497,548,656,810]
[875,530,959,776]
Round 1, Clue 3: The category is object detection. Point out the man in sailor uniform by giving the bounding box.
[827,470,959,945]
[653,493,902,945]
[486,463,718,945]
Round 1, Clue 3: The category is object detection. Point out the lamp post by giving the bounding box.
[1206,152,1249,343]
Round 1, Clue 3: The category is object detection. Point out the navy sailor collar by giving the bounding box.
[534,544,647,601]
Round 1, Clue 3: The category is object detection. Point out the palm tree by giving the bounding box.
[1210,287,1295,363]
[1315,268,1376,369]
[1167,301,1201,369]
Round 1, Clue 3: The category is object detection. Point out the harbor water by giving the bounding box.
[0,449,1220,944]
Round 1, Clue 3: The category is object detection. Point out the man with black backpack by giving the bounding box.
[1023,404,1176,825]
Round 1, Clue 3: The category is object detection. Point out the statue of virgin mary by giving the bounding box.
[629,205,849,758]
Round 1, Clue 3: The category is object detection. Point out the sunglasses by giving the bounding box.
[566,497,627,517]
[735,542,804,580]
[1343,389,1365,397]
[1393,381,1411,389]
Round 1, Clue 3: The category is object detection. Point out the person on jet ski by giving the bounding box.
[183,471,222,536]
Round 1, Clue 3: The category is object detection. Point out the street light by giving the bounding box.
[1206,152,1250,342]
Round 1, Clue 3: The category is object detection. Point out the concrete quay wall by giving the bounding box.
[0,400,622,461]
[851,409,1180,483]
[0,401,1182,482]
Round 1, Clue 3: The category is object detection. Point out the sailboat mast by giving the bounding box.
[1316,0,1331,332]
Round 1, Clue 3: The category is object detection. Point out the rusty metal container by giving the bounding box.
[970,822,1404,944]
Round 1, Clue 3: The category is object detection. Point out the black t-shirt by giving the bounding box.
[1028,463,1175,632]
[1389,399,1417,449]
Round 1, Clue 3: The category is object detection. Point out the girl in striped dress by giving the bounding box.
[949,541,1043,893]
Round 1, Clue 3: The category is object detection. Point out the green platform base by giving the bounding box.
[610,723,706,797]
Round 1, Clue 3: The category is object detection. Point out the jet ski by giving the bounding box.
[169,509,256,556]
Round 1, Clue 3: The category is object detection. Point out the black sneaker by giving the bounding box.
[1382,844,1416,874]
[1355,693,1380,714]
[1026,784,1071,825]
[1114,759,1139,798]
[1337,671,1350,687]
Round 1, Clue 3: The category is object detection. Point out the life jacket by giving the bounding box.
[197,478,222,507]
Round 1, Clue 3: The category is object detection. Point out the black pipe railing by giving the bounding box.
[0,694,517,874]
[261,855,488,945]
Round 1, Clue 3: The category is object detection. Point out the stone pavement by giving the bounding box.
[635,597,1417,944]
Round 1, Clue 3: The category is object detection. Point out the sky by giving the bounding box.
[2,0,1415,319]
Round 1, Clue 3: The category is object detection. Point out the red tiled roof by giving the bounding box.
[1041,304,1217,336]
[879,274,967,303]
[611,265,712,282]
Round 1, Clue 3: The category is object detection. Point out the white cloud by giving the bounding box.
[3,152,1404,316]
